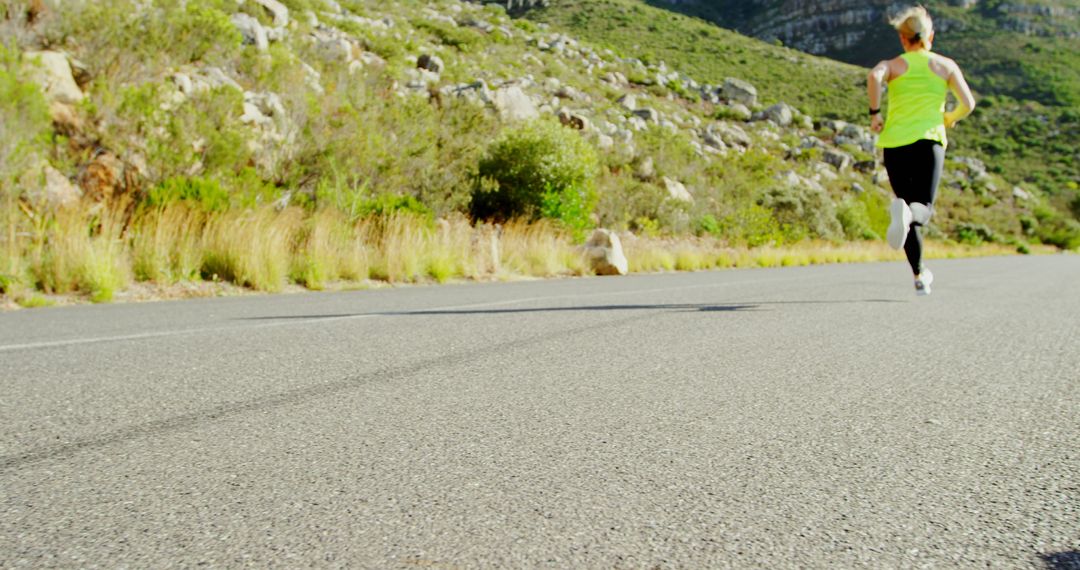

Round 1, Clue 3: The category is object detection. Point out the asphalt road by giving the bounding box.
[1,256,1078,568]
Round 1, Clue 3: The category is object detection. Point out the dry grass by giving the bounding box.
[292,208,369,290]
[0,200,1041,308]
[202,207,298,292]
[499,219,587,278]
[26,202,130,302]
[131,204,205,284]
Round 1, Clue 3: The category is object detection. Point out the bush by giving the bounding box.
[355,193,432,220]
[146,177,231,212]
[471,120,599,223]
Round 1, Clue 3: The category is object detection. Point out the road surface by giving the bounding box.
[2,256,1078,568]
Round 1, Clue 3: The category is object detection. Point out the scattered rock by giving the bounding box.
[48,101,83,134]
[854,160,877,173]
[79,152,132,202]
[28,163,82,207]
[617,93,637,111]
[662,177,693,202]
[417,54,445,74]
[635,156,655,181]
[1013,186,1033,201]
[22,51,84,104]
[490,84,538,121]
[721,77,757,107]
[250,0,289,27]
[557,108,590,131]
[232,13,269,51]
[763,103,793,127]
[823,148,853,171]
[711,123,752,148]
[586,229,628,276]
[632,107,659,123]
[726,103,752,121]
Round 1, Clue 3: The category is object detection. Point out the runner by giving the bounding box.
[867,6,976,296]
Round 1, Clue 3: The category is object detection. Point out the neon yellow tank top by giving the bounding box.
[876,50,948,149]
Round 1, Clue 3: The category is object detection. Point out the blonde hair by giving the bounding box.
[890,6,934,49]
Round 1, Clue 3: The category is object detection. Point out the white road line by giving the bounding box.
[0,277,789,352]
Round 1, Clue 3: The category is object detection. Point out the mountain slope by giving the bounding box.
[528,0,1079,217]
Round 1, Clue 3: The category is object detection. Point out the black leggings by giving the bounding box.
[883,139,944,275]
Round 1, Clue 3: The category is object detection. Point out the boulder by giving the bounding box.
[29,164,82,207]
[712,123,752,148]
[586,229,628,276]
[634,156,655,181]
[23,51,84,104]
[662,177,693,202]
[232,13,269,51]
[632,107,659,123]
[79,152,130,202]
[594,133,614,150]
[1013,186,1033,201]
[557,108,590,131]
[721,77,757,106]
[556,85,585,101]
[702,130,727,151]
[727,103,752,121]
[251,0,289,27]
[763,103,793,127]
[616,93,637,111]
[490,84,538,121]
[48,101,83,134]
[823,148,853,171]
[417,54,445,74]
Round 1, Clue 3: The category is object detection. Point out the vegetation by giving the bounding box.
[0,0,1074,306]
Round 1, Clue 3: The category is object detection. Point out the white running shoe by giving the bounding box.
[887,198,913,250]
[915,268,934,296]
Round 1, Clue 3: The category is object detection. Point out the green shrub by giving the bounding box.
[758,181,841,240]
[836,198,878,240]
[955,222,997,246]
[147,177,231,212]
[540,183,596,242]
[356,193,433,220]
[0,44,50,196]
[471,120,599,222]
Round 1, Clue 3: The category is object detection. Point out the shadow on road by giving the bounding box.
[238,299,902,321]
[1042,551,1080,570]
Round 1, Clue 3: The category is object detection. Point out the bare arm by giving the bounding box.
[867,60,889,132]
[944,63,976,128]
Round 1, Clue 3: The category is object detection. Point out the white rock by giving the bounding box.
[721,77,757,107]
[252,0,289,27]
[232,13,269,51]
[662,177,693,202]
[35,164,82,206]
[490,85,538,122]
[23,51,84,104]
[586,229,628,276]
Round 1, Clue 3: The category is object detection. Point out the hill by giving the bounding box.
[0,0,1076,302]
[525,0,1079,234]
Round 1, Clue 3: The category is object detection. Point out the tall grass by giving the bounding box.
[26,203,130,302]
[499,220,587,278]
[202,207,298,292]
[0,200,1034,306]
[131,204,205,284]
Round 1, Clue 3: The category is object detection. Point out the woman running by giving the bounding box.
[867,6,976,295]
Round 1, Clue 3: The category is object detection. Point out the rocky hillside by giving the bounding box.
[527,0,1079,235]
[1,0,1077,258]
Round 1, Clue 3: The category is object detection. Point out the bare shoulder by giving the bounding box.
[932,53,961,72]
[928,53,959,80]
